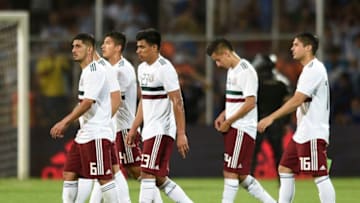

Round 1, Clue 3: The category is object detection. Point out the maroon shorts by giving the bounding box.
[111,142,120,166]
[223,127,255,175]
[280,138,329,176]
[115,129,142,167]
[64,139,114,180]
[141,135,174,177]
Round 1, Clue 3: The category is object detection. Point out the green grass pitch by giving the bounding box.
[0,177,359,202]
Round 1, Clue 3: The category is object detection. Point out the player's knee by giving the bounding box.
[278,165,292,173]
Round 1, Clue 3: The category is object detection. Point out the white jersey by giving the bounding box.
[113,57,137,131]
[293,58,330,144]
[75,60,113,144]
[225,59,258,139]
[138,55,178,141]
[98,58,121,141]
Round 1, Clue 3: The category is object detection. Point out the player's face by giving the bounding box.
[291,38,307,61]
[211,51,231,69]
[72,39,88,62]
[136,39,157,63]
[101,37,119,59]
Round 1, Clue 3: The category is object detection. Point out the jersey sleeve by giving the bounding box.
[107,67,120,93]
[117,66,131,92]
[160,64,180,93]
[296,67,322,97]
[84,66,106,101]
[242,68,258,98]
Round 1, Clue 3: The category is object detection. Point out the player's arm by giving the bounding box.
[258,91,308,133]
[110,90,122,117]
[218,96,256,133]
[168,89,189,159]
[50,99,93,138]
[214,110,225,131]
[126,99,144,146]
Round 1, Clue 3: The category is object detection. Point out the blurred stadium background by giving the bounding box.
[0,0,359,185]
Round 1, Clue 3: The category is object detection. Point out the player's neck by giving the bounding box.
[299,55,315,66]
[146,53,159,65]
[109,54,122,66]
[230,52,241,68]
[80,54,94,69]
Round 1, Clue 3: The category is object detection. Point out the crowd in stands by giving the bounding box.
[1,0,359,126]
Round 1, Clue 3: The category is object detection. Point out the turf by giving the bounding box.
[0,177,359,202]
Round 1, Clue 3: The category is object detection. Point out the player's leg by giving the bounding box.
[308,139,335,203]
[76,178,94,203]
[141,135,192,203]
[111,137,131,203]
[89,180,102,203]
[278,139,299,203]
[121,129,164,203]
[80,139,118,203]
[126,165,163,203]
[112,164,131,203]
[224,128,275,203]
[157,176,193,203]
[62,141,80,203]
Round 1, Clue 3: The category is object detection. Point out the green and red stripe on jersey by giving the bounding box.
[141,86,168,99]
[226,90,245,102]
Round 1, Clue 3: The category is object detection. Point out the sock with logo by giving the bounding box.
[222,178,239,203]
[240,175,276,203]
[62,180,78,203]
[89,180,102,203]
[76,178,94,203]
[114,171,131,202]
[159,178,193,203]
[279,173,295,203]
[315,175,335,203]
[140,178,156,203]
[101,180,118,203]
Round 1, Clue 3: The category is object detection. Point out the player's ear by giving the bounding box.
[87,46,94,55]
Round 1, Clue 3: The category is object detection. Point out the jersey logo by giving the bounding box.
[140,73,154,86]
[240,62,248,69]
[90,63,97,72]
[98,59,106,66]
[118,60,124,67]
[158,58,166,65]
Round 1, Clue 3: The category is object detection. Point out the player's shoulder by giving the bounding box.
[304,58,326,75]
[158,56,175,71]
[85,61,106,75]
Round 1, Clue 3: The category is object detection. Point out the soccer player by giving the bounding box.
[50,33,118,203]
[126,28,193,203]
[89,31,163,203]
[258,32,336,203]
[206,38,276,203]
[76,51,130,203]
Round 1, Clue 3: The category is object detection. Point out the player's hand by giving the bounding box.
[126,129,136,147]
[257,116,274,133]
[214,114,225,131]
[50,120,68,139]
[218,120,231,133]
[176,133,189,159]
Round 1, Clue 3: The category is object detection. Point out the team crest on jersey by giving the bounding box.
[227,76,237,86]
[140,73,154,86]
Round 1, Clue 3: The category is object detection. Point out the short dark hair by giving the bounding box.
[206,38,234,56]
[72,33,95,47]
[104,31,127,51]
[136,28,161,49]
[295,32,319,55]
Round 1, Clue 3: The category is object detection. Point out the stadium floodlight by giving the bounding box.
[0,11,29,180]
